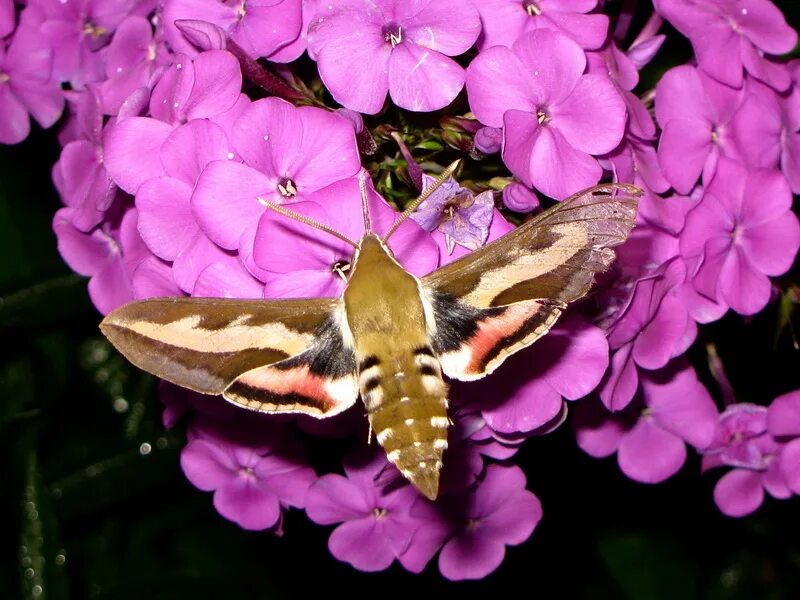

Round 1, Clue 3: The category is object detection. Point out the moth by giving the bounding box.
[101,166,640,500]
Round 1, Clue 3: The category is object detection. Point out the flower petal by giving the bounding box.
[388,43,464,112]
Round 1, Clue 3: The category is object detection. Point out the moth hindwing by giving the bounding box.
[100,181,640,500]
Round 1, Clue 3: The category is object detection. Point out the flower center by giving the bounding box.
[147,42,157,62]
[731,224,744,244]
[331,260,351,281]
[710,125,721,144]
[383,23,403,47]
[524,1,542,16]
[536,107,551,125]
[236,1,247,20]
[640,407,653,419]
[237,466,256,478]
[373,507,388,520]
[466,518,480,530]
[277,178,297,197]
[82,21,108,38]
[0,72,8,84]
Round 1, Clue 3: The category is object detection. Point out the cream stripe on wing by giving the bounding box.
[463,223,587,307]
[123,315,314,354]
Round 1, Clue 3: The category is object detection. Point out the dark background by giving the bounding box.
[2,3,800,598]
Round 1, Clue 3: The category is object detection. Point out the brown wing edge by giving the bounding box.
[99,296,338,395]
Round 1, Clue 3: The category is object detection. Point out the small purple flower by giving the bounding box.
[0,24,64,144]
[475,0,609,51]
[679,158,800,315]
[575,361,718,484]
[701,406,792,517]
[409,465,542,580]
[466,29,626,199]
[410,175,494,254]
[704,403,769,468]
[254,175,439,298]
[53,204,151,314]
[655,65,746,194]
[162,0,303,61]
[181,415,317,531]
[307,0,481,114]
[305,450,432,572]
[654,0,797,90]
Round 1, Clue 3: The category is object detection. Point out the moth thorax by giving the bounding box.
[370,398,449,500]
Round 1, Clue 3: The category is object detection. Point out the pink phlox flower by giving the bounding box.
[599,259,695,411]
[475,0,609,51]
[466,29,626,199]
[305,449,433,573]
[701,400,793,517]
[731,74,800,193]
[35,0,139,88]
[254,175,439,298]
[451,317,608,436]
[603,137,670,209]
[767,390,800,495]
[575,360,718,484]
[102,49,246,195]
[134,119,251,294]
[148,50,243,126]
[53,204,152,314]
[703,403,769,468]
[307,0,481,114]
[99,15,171,115]
[653,0,797,91]
[53,87,117,232]
[0,23,64,144]
[162,0,304,62]
[587,40,657,140]
[410,174,494,254]
[0,0,13,38]
[407,464,542,580]
[181,414,316,531]
[192,97,362,283]
[655,65,747,194]
[679,157,800,316]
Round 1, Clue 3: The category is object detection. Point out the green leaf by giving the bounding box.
[0,275,90,330]
[20,446,68,600]
[597,530,700,600]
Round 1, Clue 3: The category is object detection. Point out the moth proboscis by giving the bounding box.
[101,166,640,500]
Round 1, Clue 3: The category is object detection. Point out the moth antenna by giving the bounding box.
[258,198,359,249]
[359,169,372,235]
[382,159,461,243]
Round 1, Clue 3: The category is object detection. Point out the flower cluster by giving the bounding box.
[3,0,799,580]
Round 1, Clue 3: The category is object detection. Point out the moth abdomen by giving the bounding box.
[360,352,450,500]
